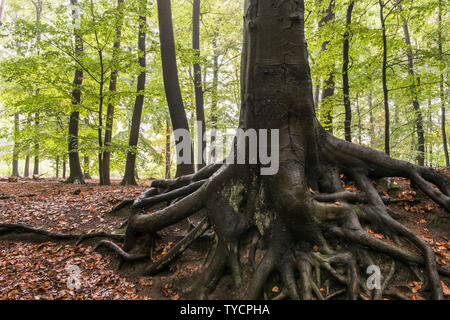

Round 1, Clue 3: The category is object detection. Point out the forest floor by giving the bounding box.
[0,174,449,300]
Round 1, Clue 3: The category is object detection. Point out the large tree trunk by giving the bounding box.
[102,0,124,185]
[121,0,147,186]
[94,0,449,301]
[342,1,354,142]
[157,0,194,177]
[379,0,390,156]
[192,0,206,170]
[400,7,425,166]
[66,0,85,184]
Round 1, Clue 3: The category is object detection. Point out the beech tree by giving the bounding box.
[157,0,194,177]
[66,0,85,184]
[94,0,450,300]
[121,0,147,186]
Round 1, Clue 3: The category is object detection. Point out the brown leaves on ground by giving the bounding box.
[441,281,450,297]
[1,176,449,300]
[0,241,146,300]
[0,180,149,233]
[0,179,155,300]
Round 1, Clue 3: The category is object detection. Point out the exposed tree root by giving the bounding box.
[92,240,148,262]
[143,216,210,275]
[2,134,449,301]
[0,223,124,244]
[107,130,450,300]
[0,193,36,200]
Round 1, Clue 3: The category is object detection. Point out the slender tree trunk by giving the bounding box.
[83,118,91,179]
[121,0,147,186]
[67,0,85,184]
[157,0,194,177]
[438,0,449,167]
[56,155,59,177]
[165,120,171,179]
[379,0,390,156]
[102,0,124,185]
[356,94,361,145]
[33,112,39,175]
[368,90,375,148]
[400,8,424,166]
[428,100,433,168]
[24,113,31,177]
[12,113,19,177]
[192,0,206,170]
[318,0,335,133]
[63,156,66,179]
[24,155,30,177]
[31,0,42,177]
[342,1,354,142]
[209,39,219,164]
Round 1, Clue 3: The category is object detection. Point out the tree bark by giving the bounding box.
[31,0,42,177]
[33,112,39,176]
[342,1,354,142]
[102,0,124,185]
[62,156,66,179]
[83,119,91,179]
[12,113,19,177]
[379,0,390,156]
[369,90,375,148]
[83,118,91,179]
[400,7,425,166]
[209,38,219,163]
[121,0,147,186]
[318,0,335,133]
[56,155,59,177]
[438,0,449,167]
[356,93,361,145]
[157,0,194,177]
[192,0,206,170]
[24,113,31,177]
[165,119,171,179]
[66,0,85,184]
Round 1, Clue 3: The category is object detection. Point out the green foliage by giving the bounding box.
[0,0,447,179]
